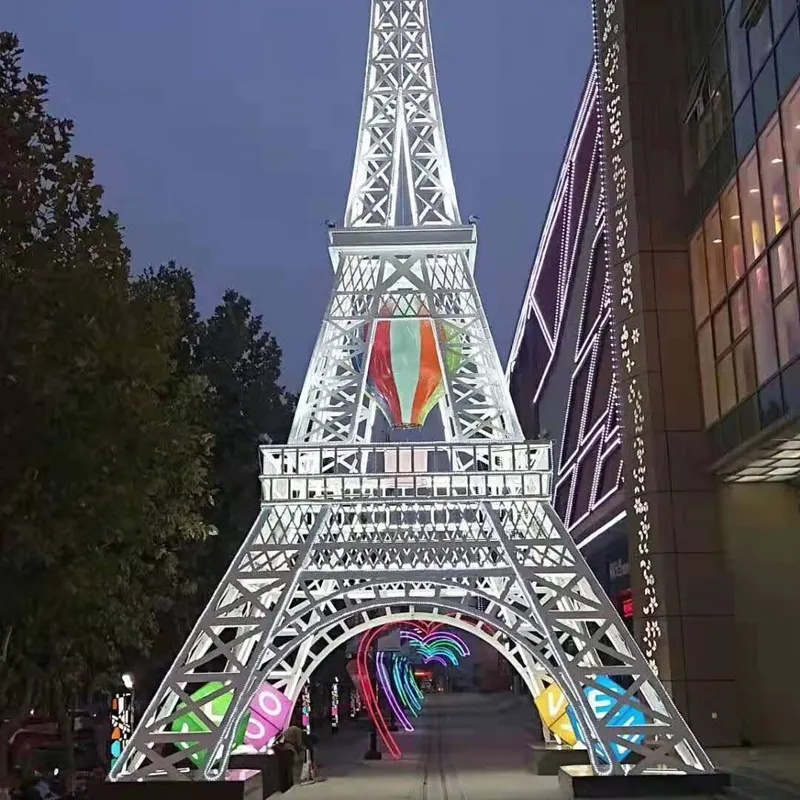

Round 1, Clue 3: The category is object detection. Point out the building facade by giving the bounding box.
[507,69,631,623]
[509,0,800,747]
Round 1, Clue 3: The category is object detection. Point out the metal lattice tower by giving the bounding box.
[111,0,713,780]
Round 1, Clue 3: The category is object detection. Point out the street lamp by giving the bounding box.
[121,673,134,690]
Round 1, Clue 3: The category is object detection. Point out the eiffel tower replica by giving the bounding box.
[111,0,714,781]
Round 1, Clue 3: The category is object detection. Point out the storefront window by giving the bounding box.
[739,152,766,264]
[758,116,790,240]
[717,353,737,414]
[721,179,746,285]
[749,259,780,381]
[705,207,727,308]
[781,81,800,213]
[690,228,710,324]
[714,303,732,355]
[698,322,719,425]
[770,231,795,296]
[734,334,757,400]
[731,281,751,337]
[775,289,800,365]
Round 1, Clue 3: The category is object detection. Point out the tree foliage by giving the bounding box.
[138,265,296,599]
[0,32,212,780]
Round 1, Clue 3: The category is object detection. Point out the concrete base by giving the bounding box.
[559,765,731,798]
[530,744,591,775]
[229,754,281,798]
[93,770,262,800]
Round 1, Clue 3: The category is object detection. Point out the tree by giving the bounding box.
[137,265,296,597]
[196,290,295,557]
[0,33,211,787]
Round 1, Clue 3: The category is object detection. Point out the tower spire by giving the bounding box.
[345,0,460,228]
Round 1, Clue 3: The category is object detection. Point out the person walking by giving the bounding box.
[279,726,306,787]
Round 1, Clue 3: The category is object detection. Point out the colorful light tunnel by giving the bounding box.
[355,623,470,759]
[354,621,646,764]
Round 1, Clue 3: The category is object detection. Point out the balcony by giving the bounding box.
[259,441,552,504]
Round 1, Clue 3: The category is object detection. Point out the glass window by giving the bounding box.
[690,227,710,324]
[732,282,751,336]
[749,5,774,74]
[770,232,795,295]
[734,92,757,158]
[775,14,800,94]
[750,259,780,380]
[718,353,738,414]
[710,29,729,87]
[698,322,719,425]
[721,179,746,285]
[728,7,751,107]
[705,207,727,308]
[734,334,758,399]
[759,116,790,240]
[739,151,767,264]
[775,289,800,364]
[795,217,800,284]
[754,59,779,132]
[714,303,732,354]
[781,81,800,213]
[771,0,796,35]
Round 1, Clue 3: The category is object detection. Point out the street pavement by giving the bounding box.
[288,692,562,799]
[283,693,800,799]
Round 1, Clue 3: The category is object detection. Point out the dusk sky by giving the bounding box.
[5,1,592,390]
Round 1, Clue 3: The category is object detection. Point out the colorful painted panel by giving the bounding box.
[244,684,292,752]
[109,692,133,767]
[354,306,461,429]
[170,682,248,767]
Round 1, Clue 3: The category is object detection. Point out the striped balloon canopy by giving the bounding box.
[354,305,461,429]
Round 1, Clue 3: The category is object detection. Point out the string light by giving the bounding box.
[331,677,339,731]
[591,0,661,670]
[301,683,312,735]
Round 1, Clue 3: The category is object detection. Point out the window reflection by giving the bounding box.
[775,289,800,365]
[717,353,737,414]
[734,335,757,400]
[749,260,779,381]
[781,82,800,213]
[727,7,751,107]
[698,322,719,425]
[714,304,732,354]
[748,5,773,74]
[739,152,766,265]
[690,228,710,324]
[769,232,795,296]
[721,180,745,284]
[705,207,727,307]
[758,117,790,240]
[731,282,750,337]
[772,0,796,34]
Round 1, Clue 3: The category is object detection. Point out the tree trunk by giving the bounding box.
[55,685,76,795]
[0,677,35,787]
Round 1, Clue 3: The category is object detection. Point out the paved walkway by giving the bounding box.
[279,693,800,799]
[288,693,561,800]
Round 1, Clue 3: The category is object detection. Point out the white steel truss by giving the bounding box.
[110,0,713,782]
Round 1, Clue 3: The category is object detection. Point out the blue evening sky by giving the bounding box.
[4,1,592,389]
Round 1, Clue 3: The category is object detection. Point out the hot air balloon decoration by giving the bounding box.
[353,303,462,429]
